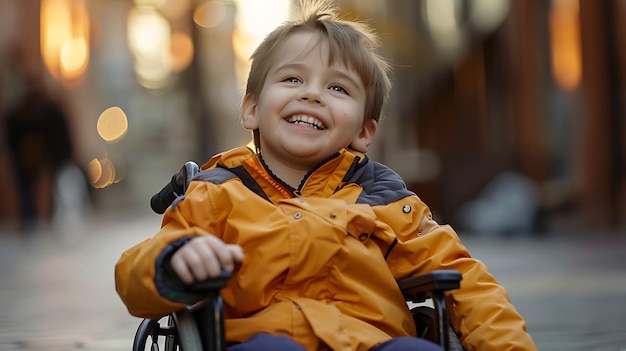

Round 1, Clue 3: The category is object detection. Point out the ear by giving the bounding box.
[350,119,378,153]
[240,94,259,130]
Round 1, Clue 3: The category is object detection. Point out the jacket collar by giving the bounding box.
[210,146,366,201]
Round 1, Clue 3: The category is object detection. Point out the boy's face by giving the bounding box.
[241,31,377,170]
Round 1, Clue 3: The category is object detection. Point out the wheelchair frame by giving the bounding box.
[132,161,465,351]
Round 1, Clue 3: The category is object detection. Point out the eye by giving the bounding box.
[330,85,348,95]
[283,76,301,84]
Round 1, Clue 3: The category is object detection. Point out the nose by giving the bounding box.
[298,84,324,105]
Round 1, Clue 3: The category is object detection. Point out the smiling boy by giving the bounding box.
[241,29,376,188]
[115,1,537,350]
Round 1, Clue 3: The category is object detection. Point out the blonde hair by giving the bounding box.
[245,0,391,123]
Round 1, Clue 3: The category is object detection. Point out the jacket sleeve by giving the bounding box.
[114,180,226,319]
[377,195,537,351]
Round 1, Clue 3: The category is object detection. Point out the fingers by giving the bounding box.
[186,237,223,281]
[170,236,243,285]
[170,247,196,284]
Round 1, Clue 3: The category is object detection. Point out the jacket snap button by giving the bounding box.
[329,213,336,219]
[359,233,368,241]
[294,212,302,219]
[402,204,411,213]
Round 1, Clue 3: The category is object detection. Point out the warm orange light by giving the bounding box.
[88,157,117,188]
[60,38,88,77]
[41,0,71,79]
[193,1,226,28]
[231,0,291,90]
[92,158,116,189]
[158,0,191,20]
[62,1,90,82]
[41,0,90,84]
[87,158,103,185]
[170,31,194,72]
[97,107,129,143]
[87,151,125,188]
[549,0,581,91]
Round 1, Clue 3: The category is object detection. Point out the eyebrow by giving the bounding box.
[273,62,363,90]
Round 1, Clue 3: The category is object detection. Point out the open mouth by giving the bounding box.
[286,114,326,130]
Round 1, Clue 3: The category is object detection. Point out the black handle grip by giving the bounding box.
[150,174,180,214]
[185,270,231,293]
[150,161,200,214]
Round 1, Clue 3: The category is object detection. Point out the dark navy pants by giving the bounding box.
[229,333,443,351]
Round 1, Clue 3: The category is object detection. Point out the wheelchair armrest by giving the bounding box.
[399,270,462,350]
[398,269,462,303]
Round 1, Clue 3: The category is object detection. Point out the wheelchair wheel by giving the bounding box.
[172,308,203,351]
[133,316,181,351]
[164,316,178,351]
[133,319,159,351]
[411,305,436,341]
[410,305,465,351]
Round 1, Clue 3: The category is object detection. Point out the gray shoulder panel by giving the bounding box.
[193,167,238,184]
[349,161,414,206]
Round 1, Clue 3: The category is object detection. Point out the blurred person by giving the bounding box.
[115,0,537,350]
[2,46,74,233]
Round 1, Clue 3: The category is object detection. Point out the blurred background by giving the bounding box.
[0,0,626,233]
[0,0,624,235]
[0,0,625,350]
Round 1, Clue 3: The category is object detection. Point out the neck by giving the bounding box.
[258,153,307,189]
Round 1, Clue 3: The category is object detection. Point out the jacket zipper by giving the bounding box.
[295,151,342,195]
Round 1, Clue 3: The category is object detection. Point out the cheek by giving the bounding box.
[340,108,365,133]
[258,90,285,116]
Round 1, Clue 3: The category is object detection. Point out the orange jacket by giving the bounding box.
[115,146,537,351]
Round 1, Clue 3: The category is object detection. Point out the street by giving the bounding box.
[1,213,625,350]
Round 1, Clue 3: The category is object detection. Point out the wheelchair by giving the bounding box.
[133,162,465,351]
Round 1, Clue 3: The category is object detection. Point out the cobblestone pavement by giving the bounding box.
[463,232,626,351]
[0,214,625,350]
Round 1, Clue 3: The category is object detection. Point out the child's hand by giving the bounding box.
[170,235,244,285]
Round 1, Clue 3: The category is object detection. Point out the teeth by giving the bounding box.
[287,114,325,130]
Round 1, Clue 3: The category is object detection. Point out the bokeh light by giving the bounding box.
[97,106,129,143]
[127,6,172,90]
[86,147,127,188]
[158,0,191,21]
[87,158,103,186]
[193,1,227,28]
[549,0,581,91]
[469,0,511,33]
[232,0,291,89]
[60,37,88,75]
[422,0,464,53]
[170,31,194,72]
[40,0,90,85]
